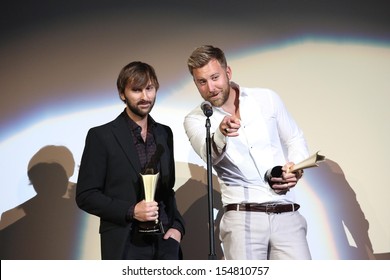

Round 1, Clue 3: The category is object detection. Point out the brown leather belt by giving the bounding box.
[224,203,300,214]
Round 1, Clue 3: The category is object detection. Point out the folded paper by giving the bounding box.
[289,151,326,172]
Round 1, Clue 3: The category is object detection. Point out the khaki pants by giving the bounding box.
[219,210,311,260]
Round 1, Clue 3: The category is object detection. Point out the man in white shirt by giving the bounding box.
[183,45,311,260]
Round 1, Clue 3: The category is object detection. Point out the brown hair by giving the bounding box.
[116,61,160,97]
[187,45,227,75]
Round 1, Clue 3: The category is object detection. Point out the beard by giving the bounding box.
[125,98,155,118]
[209,82,230,107]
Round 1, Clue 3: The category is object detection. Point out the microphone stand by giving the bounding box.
[205,117,217,260]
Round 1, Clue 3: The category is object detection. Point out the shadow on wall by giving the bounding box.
[1,152,388,260]
[175,162,224,260]
[176,160,390,260]
[0,145,87,260]
[305,159,389,260]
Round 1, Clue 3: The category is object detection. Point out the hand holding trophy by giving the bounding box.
[138,168,165,234]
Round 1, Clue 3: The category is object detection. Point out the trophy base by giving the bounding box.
[137,221,165,235]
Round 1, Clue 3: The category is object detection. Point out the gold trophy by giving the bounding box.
[138,170,164,234]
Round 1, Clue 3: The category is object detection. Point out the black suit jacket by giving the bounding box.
[76,111,185,259]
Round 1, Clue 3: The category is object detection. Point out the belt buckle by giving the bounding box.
[265,203,277,214]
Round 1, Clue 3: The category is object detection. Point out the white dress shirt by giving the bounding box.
[184,83,309,206]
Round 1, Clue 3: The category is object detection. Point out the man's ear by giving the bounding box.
[119,92,125,101]
[226,66,232,80]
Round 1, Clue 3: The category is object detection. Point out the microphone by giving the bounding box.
[201,101,213,117]
[267,166,288,195]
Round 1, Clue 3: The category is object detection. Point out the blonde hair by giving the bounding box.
[187,45,227,75]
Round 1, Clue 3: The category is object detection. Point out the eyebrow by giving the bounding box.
[196,77,206,81]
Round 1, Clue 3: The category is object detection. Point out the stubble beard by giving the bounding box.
[210,85,230,108]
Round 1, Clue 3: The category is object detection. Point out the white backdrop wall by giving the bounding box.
[1,0,389,260]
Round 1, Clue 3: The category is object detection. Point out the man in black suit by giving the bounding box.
[76,61,185,260]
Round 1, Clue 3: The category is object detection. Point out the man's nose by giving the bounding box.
[141,89,148,98]
[207,80,217,92]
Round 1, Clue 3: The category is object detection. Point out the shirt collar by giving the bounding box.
[122,109,157,132]
[213,81,245,115]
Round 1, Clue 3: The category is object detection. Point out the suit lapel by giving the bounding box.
[111,113,142,173]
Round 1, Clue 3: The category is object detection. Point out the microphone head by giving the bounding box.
[270,166,283,177]
[201,101,213,117]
